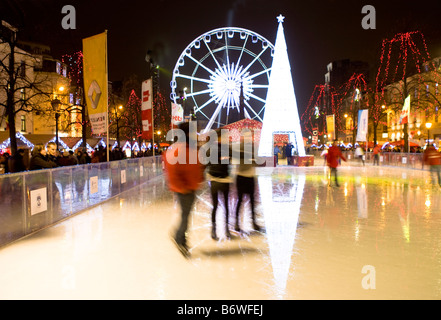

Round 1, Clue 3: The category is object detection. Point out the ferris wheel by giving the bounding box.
[170,27,275,133]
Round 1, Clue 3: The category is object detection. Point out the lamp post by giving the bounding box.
[426,122,432,145]
[113,105,123,149]
[51,98,62,151]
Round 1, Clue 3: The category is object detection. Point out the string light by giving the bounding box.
[302,31,440,142]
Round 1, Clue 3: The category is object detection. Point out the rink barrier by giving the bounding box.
[0,156,163,248]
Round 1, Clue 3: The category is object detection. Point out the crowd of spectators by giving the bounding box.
[0,143,164,174]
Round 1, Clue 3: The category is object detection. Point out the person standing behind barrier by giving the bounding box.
[373,144,381,166]
[163,122,205,258]
[206,130,232,240]
[274,144,280,166]
[46,142,59,164]
[327,140,346,187]
[423,145,441,187]
[285,143,293,165]
[30,144,58,170]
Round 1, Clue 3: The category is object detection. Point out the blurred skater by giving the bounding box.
[355,144,365,166]
[373,144,381,166]
[321,146,328,166]
[206,130,232,240]
[423,145,441,187]
[234,140,262,233]
[163,122,205,258]
[327,140,346,187]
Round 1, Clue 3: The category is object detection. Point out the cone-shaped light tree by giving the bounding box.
[258,15,305,157]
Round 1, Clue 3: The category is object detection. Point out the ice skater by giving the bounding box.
[327,140,347,187]
[206,130,232,240]
[373,144,381,166]
[163,122,205,258]
[355,144,365,166]
[234,141,262,233]
[423,145,441,187]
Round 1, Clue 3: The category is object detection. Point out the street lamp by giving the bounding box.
[113,105,123,148]
[51,98,62,150]
[426,122,432,144]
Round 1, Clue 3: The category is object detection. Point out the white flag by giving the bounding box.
[356,109,368,142]
[399,95,410,124]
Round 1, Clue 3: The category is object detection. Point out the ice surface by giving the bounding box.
[0,164,440,299]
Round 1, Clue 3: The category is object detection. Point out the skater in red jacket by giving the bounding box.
[327,140,347,187]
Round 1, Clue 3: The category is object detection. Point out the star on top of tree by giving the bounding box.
[277,14,285,23]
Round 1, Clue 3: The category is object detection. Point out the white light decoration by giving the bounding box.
[71,139,94,153]
[0,132,35,151]
[48,137,69,150]
[122,141,131,151]
[258,15,306,157]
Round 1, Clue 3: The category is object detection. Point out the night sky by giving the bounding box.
[2,0,441,114]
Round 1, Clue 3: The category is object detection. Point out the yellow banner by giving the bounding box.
[326,115,335,141]
[82,31,108,134]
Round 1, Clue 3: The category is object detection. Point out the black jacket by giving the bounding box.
[30,153,58,170]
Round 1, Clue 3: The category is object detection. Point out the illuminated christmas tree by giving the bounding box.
[258,15,305,157]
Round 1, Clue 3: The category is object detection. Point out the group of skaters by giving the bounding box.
[322,140,441,188]
[163,122,262,258]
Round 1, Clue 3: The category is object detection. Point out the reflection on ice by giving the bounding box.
[259,169,305,299]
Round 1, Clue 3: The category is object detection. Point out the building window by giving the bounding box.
[19,61,26,78]
[20,115,26,132]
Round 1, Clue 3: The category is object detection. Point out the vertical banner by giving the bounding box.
[171,103,183,127]
[356,109,368,142]
[141,79,153,140]
[326,115,335,141]
[399,95,410,125]
[82,32,108,135]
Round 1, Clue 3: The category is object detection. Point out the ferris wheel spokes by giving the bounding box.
[175,73,211,84]
[194,96,217,114]
[185,88,212,99]
[185,54,216,76]
[244,100,263,122]
[240,45,270,76]
[203,102,224,133]
[203,38,224,71]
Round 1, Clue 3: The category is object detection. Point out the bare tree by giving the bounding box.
[0,21,55,155]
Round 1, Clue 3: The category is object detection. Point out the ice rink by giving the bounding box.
[1,162,441,300]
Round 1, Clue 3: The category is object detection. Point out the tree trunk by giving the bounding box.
[7,98,17,156]
[373,122,378,146]
[7,41,17,155]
